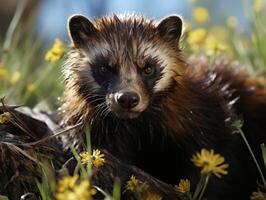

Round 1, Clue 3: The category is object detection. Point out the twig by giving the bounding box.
[1,99,37,139]
[22,122,83,146]
[2,141,39,164]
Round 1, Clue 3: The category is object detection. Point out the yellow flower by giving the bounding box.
[126,175,140,191]
[55,176,96,200]
[26,83,36,93]
[79,149,105,168]
[226,16,238,29]
[191,148,229,178]
[45,38,65,62]
[193,7,209,24]
[80,151,91,165]
[253,0,264,13]
[187,28,207,46]
[0,67,8,78]
[204,34,228,55]
[57,175,79,192]
[92,149,105,168]
[0,112,11,124]
[144,191,162,200]
[126,176,160,199]
[10,71,21,84]
[209,26,227,41]
[175,179,191,193]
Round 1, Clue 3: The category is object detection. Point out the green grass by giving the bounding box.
[0,1,64,110]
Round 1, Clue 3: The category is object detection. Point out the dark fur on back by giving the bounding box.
[62,14,266,200]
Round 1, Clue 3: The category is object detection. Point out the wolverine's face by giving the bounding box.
[65,14,184,119]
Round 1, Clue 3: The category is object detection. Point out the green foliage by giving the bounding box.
[233,120,266,188]
[112,180,121,200]
[0,1,64,110]
[35,161,56,200]
[0,195,9,200]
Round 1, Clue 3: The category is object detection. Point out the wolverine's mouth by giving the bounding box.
[113,110,141,119]
[108,99,142,119]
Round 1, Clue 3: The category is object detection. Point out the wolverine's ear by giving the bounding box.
[157,15,183,42]
[68,15,97,47]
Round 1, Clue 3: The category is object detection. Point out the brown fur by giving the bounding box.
[61,14,266,200]
[62,14,185,124]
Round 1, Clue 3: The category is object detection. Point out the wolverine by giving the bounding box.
[62,14,266,199]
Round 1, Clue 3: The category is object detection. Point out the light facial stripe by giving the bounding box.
[139,42,180,92]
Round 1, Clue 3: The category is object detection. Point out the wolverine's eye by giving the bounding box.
[100,66,108,74]
[143,66,154,76]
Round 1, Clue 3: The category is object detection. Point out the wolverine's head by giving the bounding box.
[64,14,185,120]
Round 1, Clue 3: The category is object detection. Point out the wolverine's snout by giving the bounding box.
[115,91,140,109]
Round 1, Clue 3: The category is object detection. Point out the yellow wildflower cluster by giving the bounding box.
[204,35,227,55]
[80,151,90,165]
[193,7,209,24]
[10,71,21,84]
[55,175,96,200]
[126,175,141,191]
[45,38,65,62]
[187,28,229,55]
[226,16,238,29]
[175,179,191,194]
[253,0,264,13]
[126,175,162,200]
[80,149,105,168]
[26,83,36,93]
[187,28,207,46]
[191,149,229,178]
[0,66,8,78]
[0,112,11,124]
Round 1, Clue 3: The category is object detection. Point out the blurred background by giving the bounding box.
[0,0,265,110]
[0,0,251,43]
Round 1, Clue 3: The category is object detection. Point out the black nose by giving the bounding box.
[115,91,140,109]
